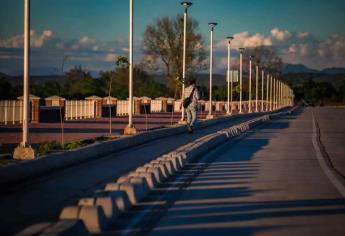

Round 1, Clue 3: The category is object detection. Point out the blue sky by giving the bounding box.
[0,0,345,75]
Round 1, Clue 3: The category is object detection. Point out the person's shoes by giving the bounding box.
[187,124,193,134]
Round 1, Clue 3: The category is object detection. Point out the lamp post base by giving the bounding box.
[13,144,36,160]
[123,125,137,135]
[206,114,214,120]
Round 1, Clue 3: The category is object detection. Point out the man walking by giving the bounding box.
[183,79,200,133]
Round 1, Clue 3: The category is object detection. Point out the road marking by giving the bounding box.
[311,110,345,198]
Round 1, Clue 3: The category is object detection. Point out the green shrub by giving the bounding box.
[64,140,83,150]
[39,142,55,155]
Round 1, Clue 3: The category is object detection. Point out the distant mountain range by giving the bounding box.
[282,64,345,75]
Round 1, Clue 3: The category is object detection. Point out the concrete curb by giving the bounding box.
[0,112,260,187]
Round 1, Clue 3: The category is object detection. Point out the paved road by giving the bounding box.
[314,107,345,177]
[111,108,345,236]
[0,112,257,235]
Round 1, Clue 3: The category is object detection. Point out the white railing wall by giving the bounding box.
[116,100,129,116]
[65,100,95,120]
[150,100,163,113]
[0,100,23,125]
[174,101,182,112]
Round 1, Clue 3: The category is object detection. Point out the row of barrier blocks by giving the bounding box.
[18,108,295,235]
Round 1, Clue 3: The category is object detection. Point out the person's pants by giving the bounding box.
[186,105,197,127]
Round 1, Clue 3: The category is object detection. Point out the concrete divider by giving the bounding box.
[136,166,164,184]
[144,163,169,179]
[150,160,175,176]
[59,205,107,234]
[0,110,262,187]
[78,197,119,223]
[93,190,131,213]
[128,171,158,189]
[105,182,145,205]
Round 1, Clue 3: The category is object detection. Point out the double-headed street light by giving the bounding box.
[180,2,192,122]
[226,36,234,115]
[239,48,245,113]
[206,22,217,119]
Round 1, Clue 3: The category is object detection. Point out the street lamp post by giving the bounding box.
[270,75,273,111]
[180,2,192,123]
[13,0,35,159]
[239,48,245,113]
[248,56,253,113]
[261,69,264,112]
[266,73,269,112]
[226,36,234,115]
[255,61,259,112]
[206,22,217,120]
[124,0,137,135]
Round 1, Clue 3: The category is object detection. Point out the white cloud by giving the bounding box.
[104,53,118,62]
[297,32,310,39]
[79,36,96,45]
[0,29,53,48]
[271,27,291,41]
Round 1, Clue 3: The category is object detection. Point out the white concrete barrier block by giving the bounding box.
[78,197,119,223]
[59,206,79,220]
[95,197,120,222]
[129,176,150,195]
[119,182,144,205]
[95,190,131,212]
[78,205,107,234]
[59,205,107,234]
[145,163,169,179]
[104,183,120,191]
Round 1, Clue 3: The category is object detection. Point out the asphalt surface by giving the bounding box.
[0,112,259,235]
[313,107,345,178]
[110,108,345,236]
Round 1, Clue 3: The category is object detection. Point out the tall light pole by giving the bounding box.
[124,0,137,135]
[255,60,259,112]
[239,48,245,113]
[248,55,253,113]
[226,36,234,115]
[206,22,217,119]
[261,68,264,112]
[270,75,273,111]
[266,73,269,112]
[180,2,192,122]
[13,0,35,159]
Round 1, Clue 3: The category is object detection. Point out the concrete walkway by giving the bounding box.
[112,108,345,236]
[0,113,260,235]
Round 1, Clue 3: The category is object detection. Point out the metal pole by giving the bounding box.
[248,56,252,113]
[266,73,269,112]
[22,0,30,147]
[255,64,258,112]
[209,28,213,117]
[239,48,244,114]
[207,23,217,119]
[269,75,273,111]
[261,69,264,112]
[273,77,276,110]
[226,37,233,114]
[124,0,136,134]
[180,2,192,121]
